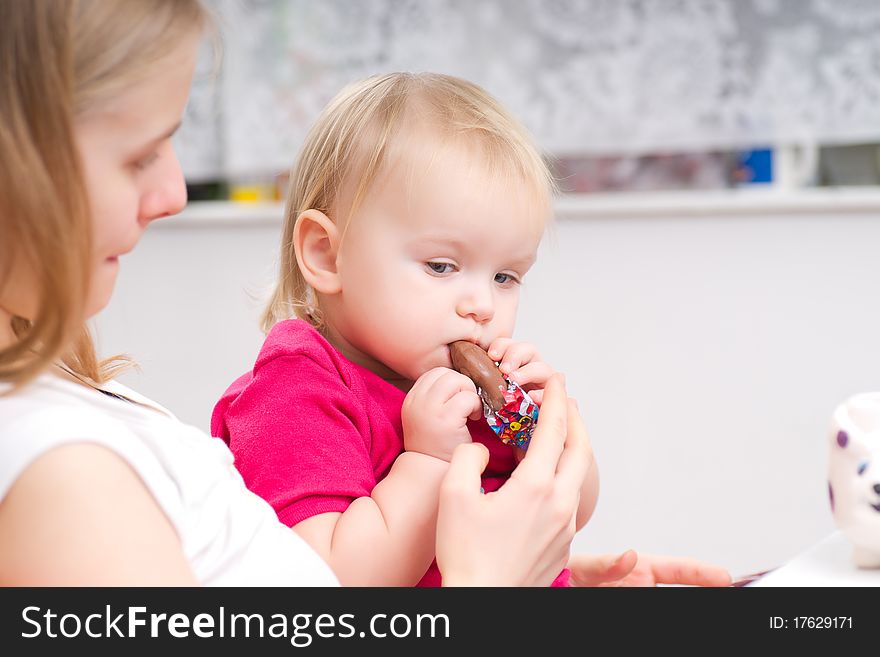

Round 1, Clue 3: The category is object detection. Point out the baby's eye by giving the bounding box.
[426,262,455,275]
[494,272,521,286]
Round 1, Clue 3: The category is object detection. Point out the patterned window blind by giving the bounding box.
[176,0,880,182]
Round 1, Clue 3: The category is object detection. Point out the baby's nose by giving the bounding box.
[457,289,494,323]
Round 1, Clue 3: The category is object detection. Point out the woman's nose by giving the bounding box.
[139,149,188,224]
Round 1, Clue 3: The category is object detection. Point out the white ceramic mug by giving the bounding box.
[829,392,880,568]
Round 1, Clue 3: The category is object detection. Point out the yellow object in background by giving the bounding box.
[228,172,290,202]
[229,182,277,203]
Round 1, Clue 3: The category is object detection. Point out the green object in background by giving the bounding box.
[185,181,228,201]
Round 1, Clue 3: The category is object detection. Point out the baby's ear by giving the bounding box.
[293,209,342,295]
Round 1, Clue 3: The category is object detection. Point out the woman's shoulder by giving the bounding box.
[0,374,144,499]
[0,439,200,586]
[0,373,134,433]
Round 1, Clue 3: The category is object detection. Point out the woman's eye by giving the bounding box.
[133,152,159,171]
[426,262,454,275]
[495,272,520,285]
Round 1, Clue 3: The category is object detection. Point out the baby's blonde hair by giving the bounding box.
[0,0,210,390]
[263,72,556,333]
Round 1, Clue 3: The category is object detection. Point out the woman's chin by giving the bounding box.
[86,267,119,317]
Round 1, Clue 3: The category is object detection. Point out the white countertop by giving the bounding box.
[749,531,880,587]
[162,187,880,228]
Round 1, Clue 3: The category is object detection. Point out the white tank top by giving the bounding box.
[0,373,338,586]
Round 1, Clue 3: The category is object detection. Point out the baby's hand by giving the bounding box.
[402,367,482,462]
[486,338,556,406]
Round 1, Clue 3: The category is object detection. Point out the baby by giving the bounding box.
[212,72,598,585]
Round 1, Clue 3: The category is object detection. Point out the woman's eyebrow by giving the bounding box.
[145,121,183,147]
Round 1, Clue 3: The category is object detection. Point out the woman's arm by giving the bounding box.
[0,443,198,585]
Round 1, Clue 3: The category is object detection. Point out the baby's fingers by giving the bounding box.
[486,337,514,362]
[497,342,540,377]
[408,366,454,395]
[427,368,478,403]
[446,389,484,423]
[508,361,555,388]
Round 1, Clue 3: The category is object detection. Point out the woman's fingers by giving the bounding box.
[568,551,638,586]
[647,557,733,587]
[510,374,568,480]
[441,443,490,500]
[555,399,593,492]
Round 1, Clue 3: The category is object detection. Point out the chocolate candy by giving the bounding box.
[448,340,507,412]
[448,340,539,449]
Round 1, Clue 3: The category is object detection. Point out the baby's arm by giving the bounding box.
[293,452,450,585]
[293,367,481,586]
[489,338,599,530]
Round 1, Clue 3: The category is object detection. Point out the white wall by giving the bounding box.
[96,194,880,580]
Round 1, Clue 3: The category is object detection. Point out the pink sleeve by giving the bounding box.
[222,353,376,527]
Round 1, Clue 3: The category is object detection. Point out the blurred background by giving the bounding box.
[96,0,880,579]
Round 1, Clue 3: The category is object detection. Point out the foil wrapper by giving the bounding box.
[480,379,539,449]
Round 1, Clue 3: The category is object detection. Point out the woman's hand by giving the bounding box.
[435,375,591,586]
[567,551,733,587]
[486,340,598,530]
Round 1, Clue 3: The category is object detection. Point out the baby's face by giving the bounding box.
[331,139,546,384]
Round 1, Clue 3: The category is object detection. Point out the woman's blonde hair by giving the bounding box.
[0,0,209,390]
[262,72,556,334]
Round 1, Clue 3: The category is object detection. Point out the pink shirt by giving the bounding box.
[212,319,568,586]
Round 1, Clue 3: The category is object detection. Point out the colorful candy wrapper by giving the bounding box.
[480,379,539,449]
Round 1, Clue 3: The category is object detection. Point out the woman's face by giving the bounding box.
[74,34,200,318]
